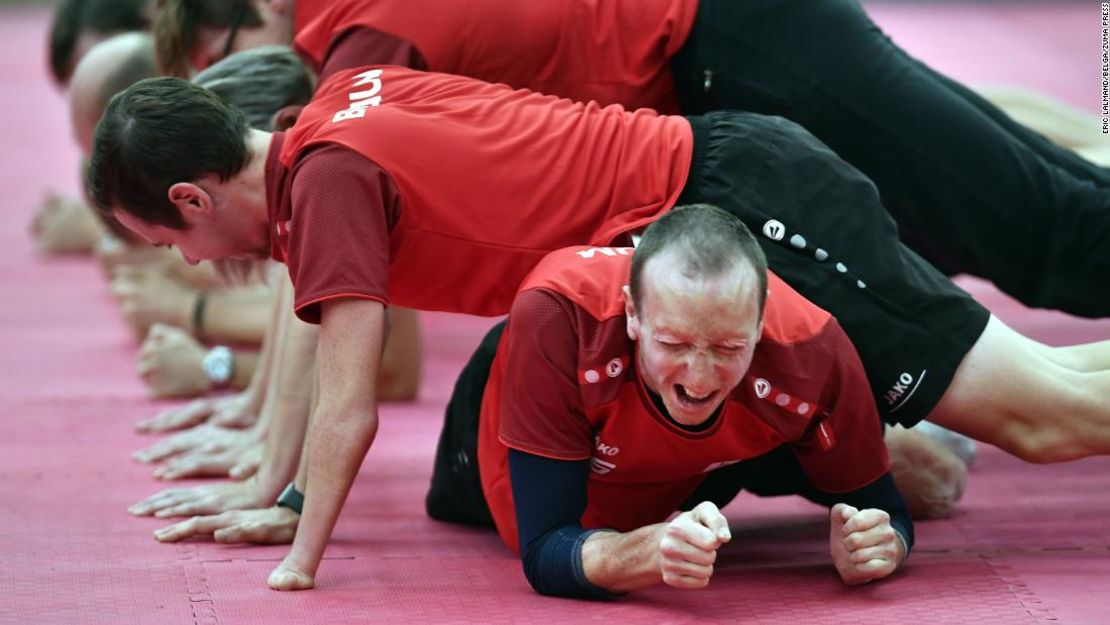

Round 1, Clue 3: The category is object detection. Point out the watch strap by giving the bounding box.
[276,482,304,514]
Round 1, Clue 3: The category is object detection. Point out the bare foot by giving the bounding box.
[885,425,967,519]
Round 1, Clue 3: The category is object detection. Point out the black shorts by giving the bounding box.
[679,444,823,511]
[670,0,1110,317]
[425,322,504,527]
[678,111,990,427]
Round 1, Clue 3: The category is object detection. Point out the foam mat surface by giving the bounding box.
[1,3,1108,624]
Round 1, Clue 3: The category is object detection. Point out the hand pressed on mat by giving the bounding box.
[138,324,209,398]
[111,265,196,339]
[29,192,101,255]
[132,422,261,464]
[135,392,259,433]
[269,554,315,591]
[660,501,732,589]
[829,503,905,585]
[152,439,263,480]
[129,475,276,518]
[153,506,299,545]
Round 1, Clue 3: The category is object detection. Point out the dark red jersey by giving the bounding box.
[477,247,889,553]
[293,0,697,113]
[269,66,692,320]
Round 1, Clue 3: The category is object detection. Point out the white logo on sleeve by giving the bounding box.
[762,220,786,241]
[591,437,620,474]
[333,69,385,123]
[606,358,623,377]
[575,247,633,260]
[590,458,617,475]
[753,378,771,398]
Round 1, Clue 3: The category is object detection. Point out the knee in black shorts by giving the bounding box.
[425,323,505,528]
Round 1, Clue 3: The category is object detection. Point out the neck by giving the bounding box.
[240,129,276,252]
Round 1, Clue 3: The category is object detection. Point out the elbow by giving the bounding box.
[520,556,556,597]
[519,539,568,598]
[518,527,613,600]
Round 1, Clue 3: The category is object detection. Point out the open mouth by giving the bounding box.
[675,384,718,408]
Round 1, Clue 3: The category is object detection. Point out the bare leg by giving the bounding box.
[1075,145,1110,168]
[929,315,1110,463]
[975,84,1101,151]
[1038,339,1110,372]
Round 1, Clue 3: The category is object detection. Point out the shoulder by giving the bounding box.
[290,143,394,196]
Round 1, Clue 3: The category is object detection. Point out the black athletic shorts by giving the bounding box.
[670,0,1110,317]
[679,112,990,427]
[425,322,504,527]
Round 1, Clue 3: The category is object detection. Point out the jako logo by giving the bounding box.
[885,370,926,412]
[594,436,620,457]
[333,69,384,123]
[590,458,617,475]
[576,247,632,259]
[753,378,771,398]
[762,219,786,241]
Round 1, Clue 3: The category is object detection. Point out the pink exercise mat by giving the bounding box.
[1,3,1107,624]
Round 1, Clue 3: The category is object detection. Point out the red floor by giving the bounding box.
[2,3,1108,624]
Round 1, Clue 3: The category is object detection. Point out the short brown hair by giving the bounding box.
[87,77,250,229]
[630,204,769,315]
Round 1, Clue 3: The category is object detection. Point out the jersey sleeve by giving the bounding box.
[315,26,429,83]
[286,144,400,324]
[790,318,890,493]
[497,289,595,461]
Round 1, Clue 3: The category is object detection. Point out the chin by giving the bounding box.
[665,399,721,427]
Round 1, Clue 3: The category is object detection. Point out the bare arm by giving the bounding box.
[199,283,274,345]
[584,503,730,594]
[253,283,319,497]
[269,297,386,590]
[131,276,320,533]
[376,306,422,401]
[509,450,729,598]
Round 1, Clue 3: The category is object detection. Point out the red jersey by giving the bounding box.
[477,247,889,553]
[292,0,698,113]
[270,66,692,320]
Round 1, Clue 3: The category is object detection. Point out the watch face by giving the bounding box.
[203,347,234,384]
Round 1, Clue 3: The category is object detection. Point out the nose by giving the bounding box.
[684,349,713,379]
[182,253,200,266]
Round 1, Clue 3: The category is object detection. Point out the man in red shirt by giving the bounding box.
[88,64,1110,590]
[153,0,1110,319]
[429,205,911,597]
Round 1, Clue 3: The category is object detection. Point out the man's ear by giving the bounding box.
[270,104,305,131]
[623,285,641,341]
[167,182,214,222]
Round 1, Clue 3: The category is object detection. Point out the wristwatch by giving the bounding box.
[201,345,235,387]
[276,482,305,514]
